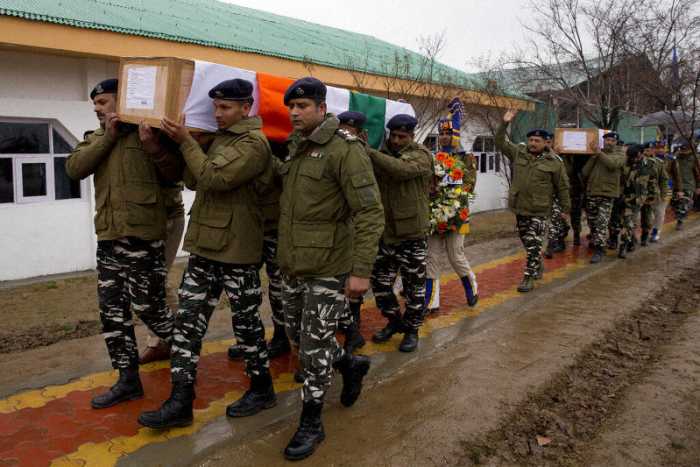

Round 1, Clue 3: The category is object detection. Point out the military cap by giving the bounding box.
[642,141,656,149]
[90,79,118,100]
[338,111,367,129]
[602,131,619,140]
[526,129,548,139]
[386,114,418,132]
[675,136,692,148]
[284,77,327,105]
[208,79,254,101]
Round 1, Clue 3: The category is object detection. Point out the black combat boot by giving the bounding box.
[553,238,566,253]
[640,230,649,247]
[333,354,371,407]
[372,319,402,343]
[618,241,627,259]
[590,247,604,264]
[294,368,304,383]
[517,275,534,293]
[91,367,143,409]
[343,301,366,354]
[137,383,194,428]
[268,324,291,359]
[284,400,325,461]
[226,370,277,417]
[606,236,618,250]
[227,343,244,361]
[573,230,581,246]
[399,330,419,353]
[544,241,555,259]
[628,236,637,252]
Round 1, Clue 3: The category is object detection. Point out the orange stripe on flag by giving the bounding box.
[257,72,294,142]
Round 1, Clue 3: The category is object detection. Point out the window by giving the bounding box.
[480,153,487,173]
[422,134,438,152]
[488,155,495,171]
[495,153,501,172]
[0,118,81,205]
[472,135,496,153]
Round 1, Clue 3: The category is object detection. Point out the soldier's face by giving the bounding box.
[339,123,360,136]
[604,137,617,149]
[527,136,546,154]
[438,132,452,148]
[288,99,326,134]
[93,94,116,126]
[213,99,251,129]
[643,148,654,157]
[389,130,413,152]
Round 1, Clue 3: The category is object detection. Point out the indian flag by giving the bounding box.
[184,60,415,149]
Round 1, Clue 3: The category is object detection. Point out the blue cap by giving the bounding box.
[602,132,619,140]
[386,114,417,132]
[90,79,118,100]
[338,111,367,129]
[526,129,548,139]
[208,79,254,101]
[284,77,327,105]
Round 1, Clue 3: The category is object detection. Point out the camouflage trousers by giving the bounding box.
[262,233,284,327]
[548,196,570,242]
[171,255,268,385]
[585,196,614,249]
[338,296,363,331]
[640,203,656,232]
[570,188,585,234]
[371,238,428,331]
[96,237,174,370]
[620,205,641,245]
[282,274,348,403]
[672,190,693,221]
[608,197,625,241]
[516,215,547,277]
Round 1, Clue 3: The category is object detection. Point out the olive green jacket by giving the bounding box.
[644,156,669,203]
[257,158,283,233]
[181,117,272,264]
[495,123,571,216]
[66,126,181,241]
[670,152,700,193]
[367,141,433,244]
[277,115,385,279]
[582,146,626,198]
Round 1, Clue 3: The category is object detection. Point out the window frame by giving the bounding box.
[0,117,85,206]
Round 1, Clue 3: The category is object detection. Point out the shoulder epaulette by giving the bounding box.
[336,128,358,142]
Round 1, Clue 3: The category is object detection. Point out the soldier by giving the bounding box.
[367,114,433,353]
[228,140,291,362]
[495,110,570,292]
[639,141,669,246]
[277,77,384,460]
[617,144,650,258]
[582,132,626,264]
[425,111,478,312]
[669,137,700,230]
[545,131,570,257]
[66,79,180,408]
[138,79,275,429]
[650,141,673,242]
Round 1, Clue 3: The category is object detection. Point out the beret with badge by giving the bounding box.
[338,111,367,129]
[386,114,417,132]
[90,78,118,100]
[284,77,327,105]
[208,78,254,101]
[526,129,549,139]
[602,131,619,140]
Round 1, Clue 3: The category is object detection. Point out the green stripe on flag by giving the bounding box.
[349,91,386,149]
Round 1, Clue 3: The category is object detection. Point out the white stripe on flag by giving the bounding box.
[384,100,416,128]
[326,87,351,117]
[183,60,258,132]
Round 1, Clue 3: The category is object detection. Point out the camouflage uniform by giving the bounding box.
[517,216,548,277]
[619,159,651,247]
[563,155,587,238]
[640,157,668,237]
[670,151,700,223]
[585,196,615,248]
[372,238,428,330]
[171,256,267,384]
[547,195,570,243]
[262,234,284,327]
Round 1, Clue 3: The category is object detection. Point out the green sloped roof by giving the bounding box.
[0,0,487,90]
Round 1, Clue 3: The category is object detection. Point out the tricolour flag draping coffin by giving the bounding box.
[182,60,415,148]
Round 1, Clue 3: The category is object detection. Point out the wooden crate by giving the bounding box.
[553,128,600,155]
[116,57,194,128]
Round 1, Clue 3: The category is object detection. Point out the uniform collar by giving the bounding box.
[221,116,262,135]
[290,114,339,146]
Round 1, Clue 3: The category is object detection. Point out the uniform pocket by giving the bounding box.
[125,185,158,225]
[197,210,232,251]
[393,205,419,236]
[291,223,335,274]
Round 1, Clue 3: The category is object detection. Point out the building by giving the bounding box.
[0,0,532,281]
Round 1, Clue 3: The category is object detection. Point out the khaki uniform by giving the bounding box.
[278,115,384,404]
[670,152,700,222]
[641,156,669,235]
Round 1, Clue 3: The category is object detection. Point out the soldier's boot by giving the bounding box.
[91,367,143,409]
[618,241,627,259]
[460,276,478,307]
[226,370,277,417]
[268,324,292,359]
[676,219,684,231]
[227,343,244,361]
[284,401,325,461]
[334,354,371,407]
[398,330,419,353]
[372,319,402,343]
[553,238,566,253]
[628,236,637,252]
[343,302,365,354]
[606,236,618,250]
[650,228,659,243]
[534,261,544,280]
[517,275,535,293]
[294,367,304,383]
[573,230,581,246]
[640,231,649,247]
[590,247,604,264]
[544,241,555,259]
[137,383,194,429]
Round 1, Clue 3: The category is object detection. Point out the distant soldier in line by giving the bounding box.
[277,78,384,460]
[66,79,181,409]
[669,137,700,230]
[616,144,651,259]
[650,141,673,243]
[639,141,668,246]
[368,114,434,353]
[545,131,570,258]
[566,154,588,246]
[495,110,570,293]
[138,79,275,429]
[582,132,626,264]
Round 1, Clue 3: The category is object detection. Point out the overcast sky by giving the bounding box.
[222,0,531,72]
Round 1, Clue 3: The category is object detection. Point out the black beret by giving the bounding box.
[90,79,118,100]
[526,129,548,139]
[386,114,417,132]
[338,111,367,129]
[284,77,327,105]
[643,141,656,149]
[602,132,619,140]
[208,78,254,101]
